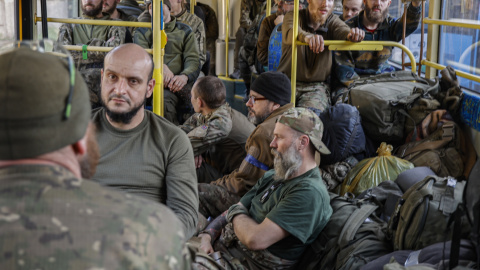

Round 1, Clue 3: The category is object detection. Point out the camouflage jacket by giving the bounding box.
[334,4,422,86]
[0,164,192,270]
[211,103,294,197]
[180,103,255,175]
[134,17,200,83]
[57,13,127,65]
[240,0,266,29]
[175,8,207,67]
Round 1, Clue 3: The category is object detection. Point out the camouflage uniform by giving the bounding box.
[197,2,219,75]
[118,0,144,17]
[180,103,255,183]
[57,14,127,109]
[175,7,207,68]
[334,4,422,87]
[0,164,191,270]
[198,103,294,218]
[277,11,351,112]
[134,17,200,124]
[233,0,266,71]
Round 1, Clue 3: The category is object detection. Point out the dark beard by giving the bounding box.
[102,98,146,124]
[82,1,103,17]
[103,3,116,15]
[365,5,388,24]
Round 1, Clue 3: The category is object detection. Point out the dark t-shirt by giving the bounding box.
[240,168,332,260]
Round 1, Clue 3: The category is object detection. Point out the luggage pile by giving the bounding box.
[301,68,479,269]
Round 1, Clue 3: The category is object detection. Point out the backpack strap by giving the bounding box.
[398,122,455,158]
[394,178,435,249]
[338,203,378,247]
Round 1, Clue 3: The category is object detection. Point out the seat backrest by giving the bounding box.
[268,23,282,71]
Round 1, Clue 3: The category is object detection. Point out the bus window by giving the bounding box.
[0,0,15,41]
[438,0,480,92]
[35,0,78,41]
[389,0,429,71]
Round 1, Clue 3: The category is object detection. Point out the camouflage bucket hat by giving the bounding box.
[0,40,91,160]
[277,107,331,155]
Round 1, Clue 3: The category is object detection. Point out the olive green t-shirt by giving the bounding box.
[91,108,199,238]
[240,168,332,260]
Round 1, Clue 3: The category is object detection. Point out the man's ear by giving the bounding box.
[299,135,310,149]
[146,79,156,98]
[272,103,281,111]
[72,137,87,156]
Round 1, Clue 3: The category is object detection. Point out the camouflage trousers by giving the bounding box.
[164,82,194,125]
[77,64,103,109]
[296,81,331,112]
[198,184,240,219]
[214,223,296,270]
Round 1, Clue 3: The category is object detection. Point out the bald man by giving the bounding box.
[91,43,199,238]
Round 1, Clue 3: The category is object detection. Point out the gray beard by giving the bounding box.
[272,144,303,181]
[248,109,271,125]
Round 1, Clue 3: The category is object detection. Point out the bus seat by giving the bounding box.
[268,23,282,71]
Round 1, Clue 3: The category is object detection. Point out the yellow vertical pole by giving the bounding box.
[290,0,298,106]
[18,0,23,40]
[425,0,441,79]
[153,0,165,116]
[225,0,230,76]
[190,0,195,14]
[266,0,271,18]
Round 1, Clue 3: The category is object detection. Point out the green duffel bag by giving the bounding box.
[345,71,440,145]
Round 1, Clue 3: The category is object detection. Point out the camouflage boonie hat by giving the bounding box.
[277,107,331,155]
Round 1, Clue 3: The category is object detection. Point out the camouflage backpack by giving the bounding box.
[387,175,470,251]
[345,71,440,145]
[295,193,392,270]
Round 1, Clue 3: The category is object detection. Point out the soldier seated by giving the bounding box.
[180,76,255,183]
[57,0,129,109]
[135,0,200,124]
[197,108,332,269]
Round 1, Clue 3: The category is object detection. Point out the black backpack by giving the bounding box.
[296,193,392,270]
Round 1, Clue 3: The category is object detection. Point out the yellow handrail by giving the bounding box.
[63,45,153,54]
[422,59,480,84]
[295,40,417,72]
[35,17,151,28]
[424,18,480,30]
[290,39,417,104]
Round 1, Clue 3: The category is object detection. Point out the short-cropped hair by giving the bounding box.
[194,76,226,109]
